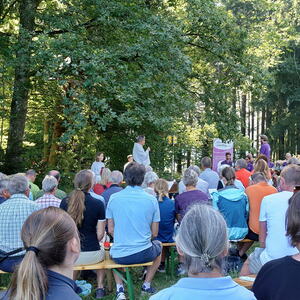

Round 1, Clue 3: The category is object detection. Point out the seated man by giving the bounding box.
[199,157,219,189]
[101,170,123,208]
[25,169,40,200]
[35,170,66,199]
[0,175,40,272]
[235,159,251,188]
[240,164,300,276]
[238,173,277,258]
[178,165,209,196]
[35,175,62,208]
[106,162,161,298]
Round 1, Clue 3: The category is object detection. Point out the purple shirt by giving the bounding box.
[260,143,271,161]
[221,160,233,166]
[246,162,254,172]
[175,190,208,220]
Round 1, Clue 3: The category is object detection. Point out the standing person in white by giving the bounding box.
[133,135,150,166]
[91,152,105,183]
[240,164,300,276]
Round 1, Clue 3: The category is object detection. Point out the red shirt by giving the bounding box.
[235,168,251,188]
[94,182,112,195]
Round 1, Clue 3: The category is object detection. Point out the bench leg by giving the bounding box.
[170,247,175,278]
[125,268,134,300]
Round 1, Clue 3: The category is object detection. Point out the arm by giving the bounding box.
[107,218,114,237]
[97,220,106,241]
[176,213,181,223]
[151,222,159,239]
[259,221,267,248]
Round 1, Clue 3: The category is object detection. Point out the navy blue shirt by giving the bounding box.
[157,196,175,243]
[2,270,81,300]
[0,196,6,205]
[46,270,81,299]
[60,192,105,252]
[101,184,123,208]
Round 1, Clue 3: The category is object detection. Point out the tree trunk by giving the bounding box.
[256,110,260,151]
[48,119,64,167]
[241,94,247,136]
[261,107,265,133]
[43,118,51,162]
[4,0,41,173]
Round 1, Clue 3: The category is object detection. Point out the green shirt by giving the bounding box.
[35,188,67,200]
[29,182,40,200]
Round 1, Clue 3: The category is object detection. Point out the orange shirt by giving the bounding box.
[235,168,251,188]
[245,182,277,234]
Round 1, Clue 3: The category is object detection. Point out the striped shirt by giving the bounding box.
[36,193,62,209]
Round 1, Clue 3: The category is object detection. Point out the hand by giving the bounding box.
[147,147,151,151]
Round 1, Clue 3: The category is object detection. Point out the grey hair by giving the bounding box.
[25,169,36,176]
[0,179,9,194]
[288,157,300,165]
[250,172,267,183]
[145,165,153,173]
[176,204,228,274]
[201,157,211,169]
[110,171,123,184]
[188,165,201,176]
[42,175,58,193]
[236,159,247,169]
[8,175,29,195]
[183,169,198,187]
[218,164,230,175]
[136,135,145,142]
[0,172,7,180]
[143,171,159,187]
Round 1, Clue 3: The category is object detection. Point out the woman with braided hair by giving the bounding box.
[150,204,256,300]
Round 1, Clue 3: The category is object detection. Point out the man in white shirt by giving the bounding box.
[132,135,150,166]
[240,164,300,276]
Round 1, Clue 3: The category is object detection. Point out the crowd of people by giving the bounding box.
[0,134,300,300]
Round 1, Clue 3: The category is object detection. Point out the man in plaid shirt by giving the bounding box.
[0,175,39,272]
[35,175,62,209]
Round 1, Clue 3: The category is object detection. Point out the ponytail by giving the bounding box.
[8,207,78,300]
[154,179,169,202]
[67,190,86,226]
[10,251,47,300]
[67,170,94,226]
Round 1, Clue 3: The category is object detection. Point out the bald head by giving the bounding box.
[48,170,61,182]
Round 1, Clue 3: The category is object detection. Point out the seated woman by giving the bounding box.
[212,167,249,241]
[253,159,273,185]
[4,207,81,300]
[60,170,106,299]
[252,192,300,300]
[143,171,159,196]
[150,204,256,299]
[94,168,111,195]
[154,179,176,272]
[217,164,245,191]
[175,169,208,223]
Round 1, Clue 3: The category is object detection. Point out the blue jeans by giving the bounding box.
[0,256,23,272]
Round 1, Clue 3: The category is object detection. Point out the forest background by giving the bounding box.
[0,0,299,185]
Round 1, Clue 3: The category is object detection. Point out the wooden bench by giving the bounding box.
[233,275,256,290]
[75,251,152,300]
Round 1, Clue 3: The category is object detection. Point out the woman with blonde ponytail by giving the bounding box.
[60,170,107,298]
[4,207,81,300]
[154,179,175,272]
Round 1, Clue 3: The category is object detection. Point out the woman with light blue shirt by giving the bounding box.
[150,204,256,300]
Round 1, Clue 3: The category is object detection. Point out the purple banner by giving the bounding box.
[212,138,234,172]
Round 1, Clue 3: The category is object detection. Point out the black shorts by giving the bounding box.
[245,228,259,241]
